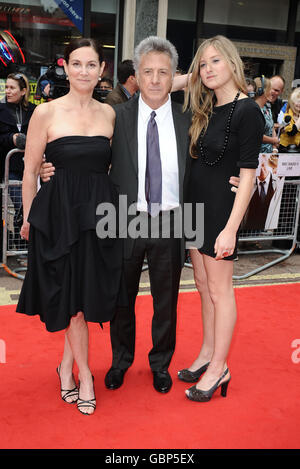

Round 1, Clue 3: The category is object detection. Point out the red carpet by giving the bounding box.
[0,283,300,450]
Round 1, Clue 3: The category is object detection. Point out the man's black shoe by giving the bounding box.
[105,367,127,390]
[152,370,172,393]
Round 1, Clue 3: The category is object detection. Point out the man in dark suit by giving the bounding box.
[105,36,191,393]
[105,59,139,106]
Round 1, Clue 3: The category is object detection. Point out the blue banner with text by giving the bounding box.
[54,0,84,33]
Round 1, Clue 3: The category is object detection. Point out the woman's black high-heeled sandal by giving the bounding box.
[186,368,230,402]
[77,376,96,416]
[56,364,79,404]
[178,362,210,383]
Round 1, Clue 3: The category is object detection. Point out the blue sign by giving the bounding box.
[54,0,84,33]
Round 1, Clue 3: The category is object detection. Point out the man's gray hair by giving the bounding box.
[133,36,178,76]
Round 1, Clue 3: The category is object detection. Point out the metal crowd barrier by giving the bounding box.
[184,178,300,279]
[1,149,300,282]
[234,178,300,279]
[1,149,27,280]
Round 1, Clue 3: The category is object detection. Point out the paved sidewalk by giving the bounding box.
[1,243,300,305]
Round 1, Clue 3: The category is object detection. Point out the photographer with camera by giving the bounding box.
[35,55,68,101]
[0,72,36,250]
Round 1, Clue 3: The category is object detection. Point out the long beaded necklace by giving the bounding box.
[198,91,240,166]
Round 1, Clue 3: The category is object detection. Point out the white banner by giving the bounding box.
[275,153,300,177]
[257,153,300,177]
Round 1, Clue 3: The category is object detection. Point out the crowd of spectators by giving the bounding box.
[246,73,300,153]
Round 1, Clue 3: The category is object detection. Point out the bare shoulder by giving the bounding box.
[32,101,55,121]
[94,100,116,124]
[100,101,115,117]
[32,101,49,117]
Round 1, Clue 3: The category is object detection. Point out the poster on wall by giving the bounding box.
[242,153,300,231]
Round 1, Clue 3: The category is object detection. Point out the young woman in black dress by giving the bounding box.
[17,39,125,415]
[179,36,264,402]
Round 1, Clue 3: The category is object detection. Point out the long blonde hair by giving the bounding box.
[183,35,247,158]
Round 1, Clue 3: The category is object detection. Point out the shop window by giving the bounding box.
[0,0,82,102]
[0,0,120,103]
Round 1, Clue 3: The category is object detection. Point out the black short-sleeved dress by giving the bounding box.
[17,136,126,332]
[186,97,265,259]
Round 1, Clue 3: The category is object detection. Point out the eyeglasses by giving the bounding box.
[12,73,26,88]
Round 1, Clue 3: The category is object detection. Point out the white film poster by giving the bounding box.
[242,153,300,231]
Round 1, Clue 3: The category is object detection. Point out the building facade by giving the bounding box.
[0,0,300,100]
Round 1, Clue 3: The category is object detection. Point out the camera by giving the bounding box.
[35,55,68,100]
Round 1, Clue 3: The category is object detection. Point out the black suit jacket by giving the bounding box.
[109,94,191,264]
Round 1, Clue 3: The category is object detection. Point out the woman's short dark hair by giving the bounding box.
[64,37,104,64]
[117,60,135,84]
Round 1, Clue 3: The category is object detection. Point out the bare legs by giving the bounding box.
[186,249,236,393]
[188,249,215,370]
[57,335,77,403]
[59,312,95,414]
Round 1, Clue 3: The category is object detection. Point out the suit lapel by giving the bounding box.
[172,102,189,199]
[123,96,139,175]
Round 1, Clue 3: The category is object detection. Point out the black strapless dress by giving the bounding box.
[17,136,125,332]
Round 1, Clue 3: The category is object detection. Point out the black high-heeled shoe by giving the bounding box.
[178,362,209,383]
[77,376,96,416]
[186,368,230,402]
[56,364,79,404]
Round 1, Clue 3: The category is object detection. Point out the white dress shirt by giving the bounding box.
[137,95,179,212]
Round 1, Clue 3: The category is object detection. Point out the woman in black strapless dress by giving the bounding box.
[179,36,264,402]
[16,38,125,415]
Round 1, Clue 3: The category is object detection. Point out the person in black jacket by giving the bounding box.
[0,73,36,253]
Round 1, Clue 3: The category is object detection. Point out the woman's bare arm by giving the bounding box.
[20,103,49,239]
[214,168,256,259]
